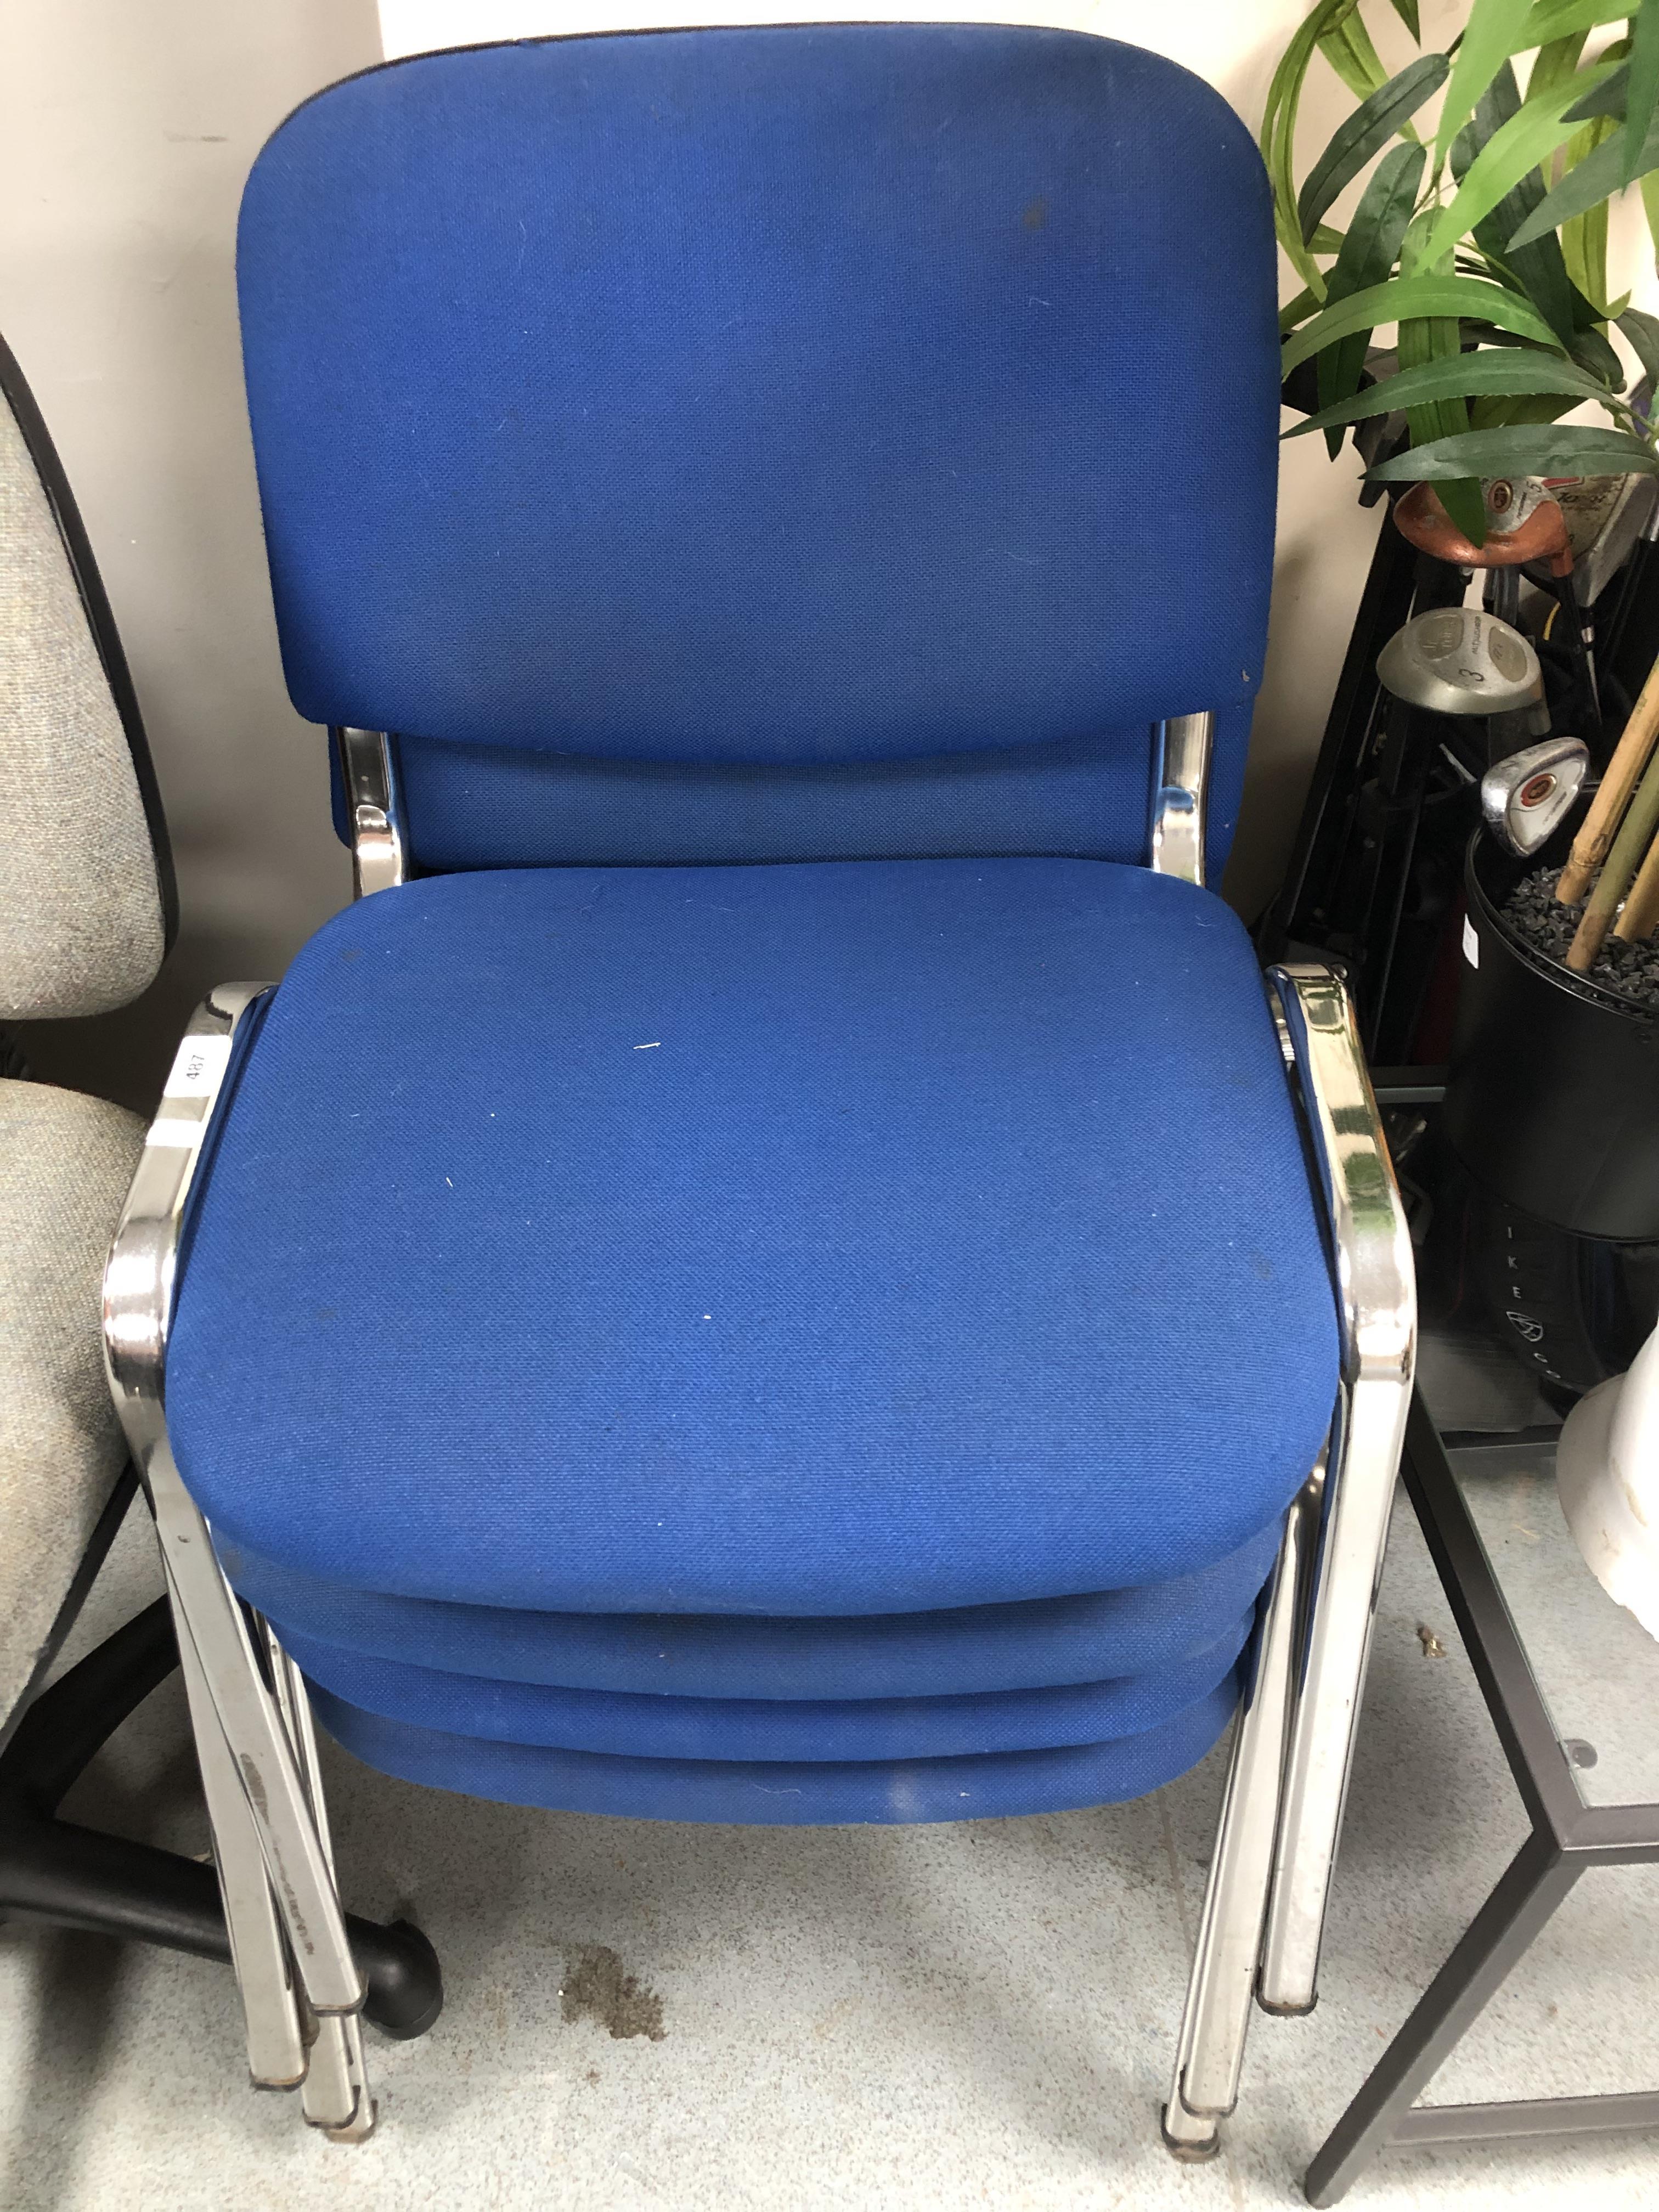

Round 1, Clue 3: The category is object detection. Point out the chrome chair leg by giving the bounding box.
[294,1991,374,2141]
[1261,965,1416,2019]
[1258,1373,1410,2015]
[167,1560,307,2092]
[260,1618,376,2141]
[1163,1486,1308,2159]
[147,1446,366,2019]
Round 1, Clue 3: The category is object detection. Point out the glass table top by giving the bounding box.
[1447,1436,1659,1813]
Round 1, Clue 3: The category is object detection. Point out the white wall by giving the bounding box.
[3,0,383,1108]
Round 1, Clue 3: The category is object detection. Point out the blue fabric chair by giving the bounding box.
[103,26,1415,2158]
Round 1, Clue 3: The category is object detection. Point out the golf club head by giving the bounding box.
[1556,472,1659,604]
[1376,606,1544,716]
[1480,737,1590,858]
[1393,483,1572,574]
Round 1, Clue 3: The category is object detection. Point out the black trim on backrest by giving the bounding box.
[0,328,179,953]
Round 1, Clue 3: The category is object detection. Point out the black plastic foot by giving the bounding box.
[1,1599,442,2042]
[354,1914,443,2039]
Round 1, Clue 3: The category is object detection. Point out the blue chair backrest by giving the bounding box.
[238,26,1279,875]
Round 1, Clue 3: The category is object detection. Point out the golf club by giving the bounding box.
[1375,605,1544,718]
[1479,737,1590,859]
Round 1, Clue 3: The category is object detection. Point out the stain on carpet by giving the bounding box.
[559,1944,666,2041]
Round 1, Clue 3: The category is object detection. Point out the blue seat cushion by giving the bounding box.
[387,708,1254,887]
[216,1521,1279,1701]
[278,1611,1249,1762]
[311,1674,1240,1825]
[167,857,1338,1616]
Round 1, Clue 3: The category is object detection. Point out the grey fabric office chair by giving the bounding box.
[0,334,442,2097]
[0,329,169,1727]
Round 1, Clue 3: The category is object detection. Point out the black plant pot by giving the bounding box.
[1444,828,1659,1242]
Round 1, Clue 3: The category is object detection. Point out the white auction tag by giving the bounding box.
[170,1034,233,1098]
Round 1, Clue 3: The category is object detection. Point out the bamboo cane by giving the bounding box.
[1558,653,1659,906]
[1613,827,1659,944]
[1567,746,1659,970]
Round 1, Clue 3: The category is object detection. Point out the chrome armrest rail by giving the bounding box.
[1268,966,1416,1389]
[104,983,268,1435]
[103,984,367,2027]
[334,725,407,896]
[1259,962,1417,2014]
[1148,712,1215,888]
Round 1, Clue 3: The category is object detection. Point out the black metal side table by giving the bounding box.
[1305,1391,1659,2204]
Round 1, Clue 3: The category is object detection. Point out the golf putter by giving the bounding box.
[1479,737,1590,858]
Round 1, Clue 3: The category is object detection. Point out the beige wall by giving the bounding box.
[3,0,382,1108]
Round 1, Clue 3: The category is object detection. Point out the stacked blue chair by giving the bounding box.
[104,25,1414,2159]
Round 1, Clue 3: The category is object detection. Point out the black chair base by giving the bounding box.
[0,1588,442,2041]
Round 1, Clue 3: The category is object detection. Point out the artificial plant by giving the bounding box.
[1272,0,1659,545]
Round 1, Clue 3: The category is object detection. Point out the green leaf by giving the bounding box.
[1319,15,1387,103]
[1528,33,1589,107]
[1563,60,1627,122]
[1421,55,1621,269]
[1313,142,1427,455]
[1297,54,1451,242]
[1309,223,1347,253]
[1567,275,1606,334]
[1329,142,1428,296]
[1569,319,1626,387]
[1282,273,1564,374]
[1623,0,1659,184]
[1397,301,1470,453]
[1263,0,1361,300]
[1619,306,1659,387]
[1285,345,1616,436]
[1280,285,1323,335]
[1318,382,1354,456]
[1509,99,1659,247]
[1395,210,1471,453]
[1365,422,1659,479]
[1454,61,1578,346]
[1517,1,1636,44]
[1451,66,1514,183]
[1393,215,1485,539]
[1387,0,1421,37]
[1470,391,1582,427]
[1436,0,1537,171]
[1560,111,1617,312]
[1438,477,1490,543]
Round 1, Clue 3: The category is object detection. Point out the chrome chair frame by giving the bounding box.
[1162,961,1416,2159]
[104,983,377,2138]
[334,726,405,899]
[1144,716,1417,2156]
[104,715,1414,2153]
